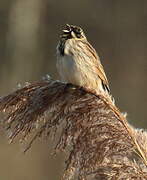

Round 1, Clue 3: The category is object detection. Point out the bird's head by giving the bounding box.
[60,24,86,40]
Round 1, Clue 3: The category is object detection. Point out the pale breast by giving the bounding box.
[56,54,83,85]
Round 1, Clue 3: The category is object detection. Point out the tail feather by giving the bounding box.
[102,81,110,94]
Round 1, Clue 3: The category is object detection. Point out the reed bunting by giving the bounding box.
[56,24,110,95]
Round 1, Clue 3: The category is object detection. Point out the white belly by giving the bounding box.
[57,54,83,85]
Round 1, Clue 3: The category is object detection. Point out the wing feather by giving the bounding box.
[82,40,110,91]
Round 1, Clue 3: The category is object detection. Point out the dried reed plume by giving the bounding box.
[0,77,147,179]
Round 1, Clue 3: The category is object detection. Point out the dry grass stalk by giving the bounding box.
[0,78,147,179]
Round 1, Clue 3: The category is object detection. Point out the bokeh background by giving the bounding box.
[0,0,147,179]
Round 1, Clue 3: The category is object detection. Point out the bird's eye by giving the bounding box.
[73,28,82,38]
[76,33,82,38]
[75,28,82,34]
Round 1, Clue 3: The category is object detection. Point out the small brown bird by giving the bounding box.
[56,24,110,94]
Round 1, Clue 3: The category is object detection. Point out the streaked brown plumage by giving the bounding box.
[56,24,110,94]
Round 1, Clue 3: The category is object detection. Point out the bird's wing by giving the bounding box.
[84,41,109,90]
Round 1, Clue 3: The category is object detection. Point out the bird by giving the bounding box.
[56,24,110,95]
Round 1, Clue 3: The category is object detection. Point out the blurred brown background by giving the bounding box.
[0,0,147,179]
